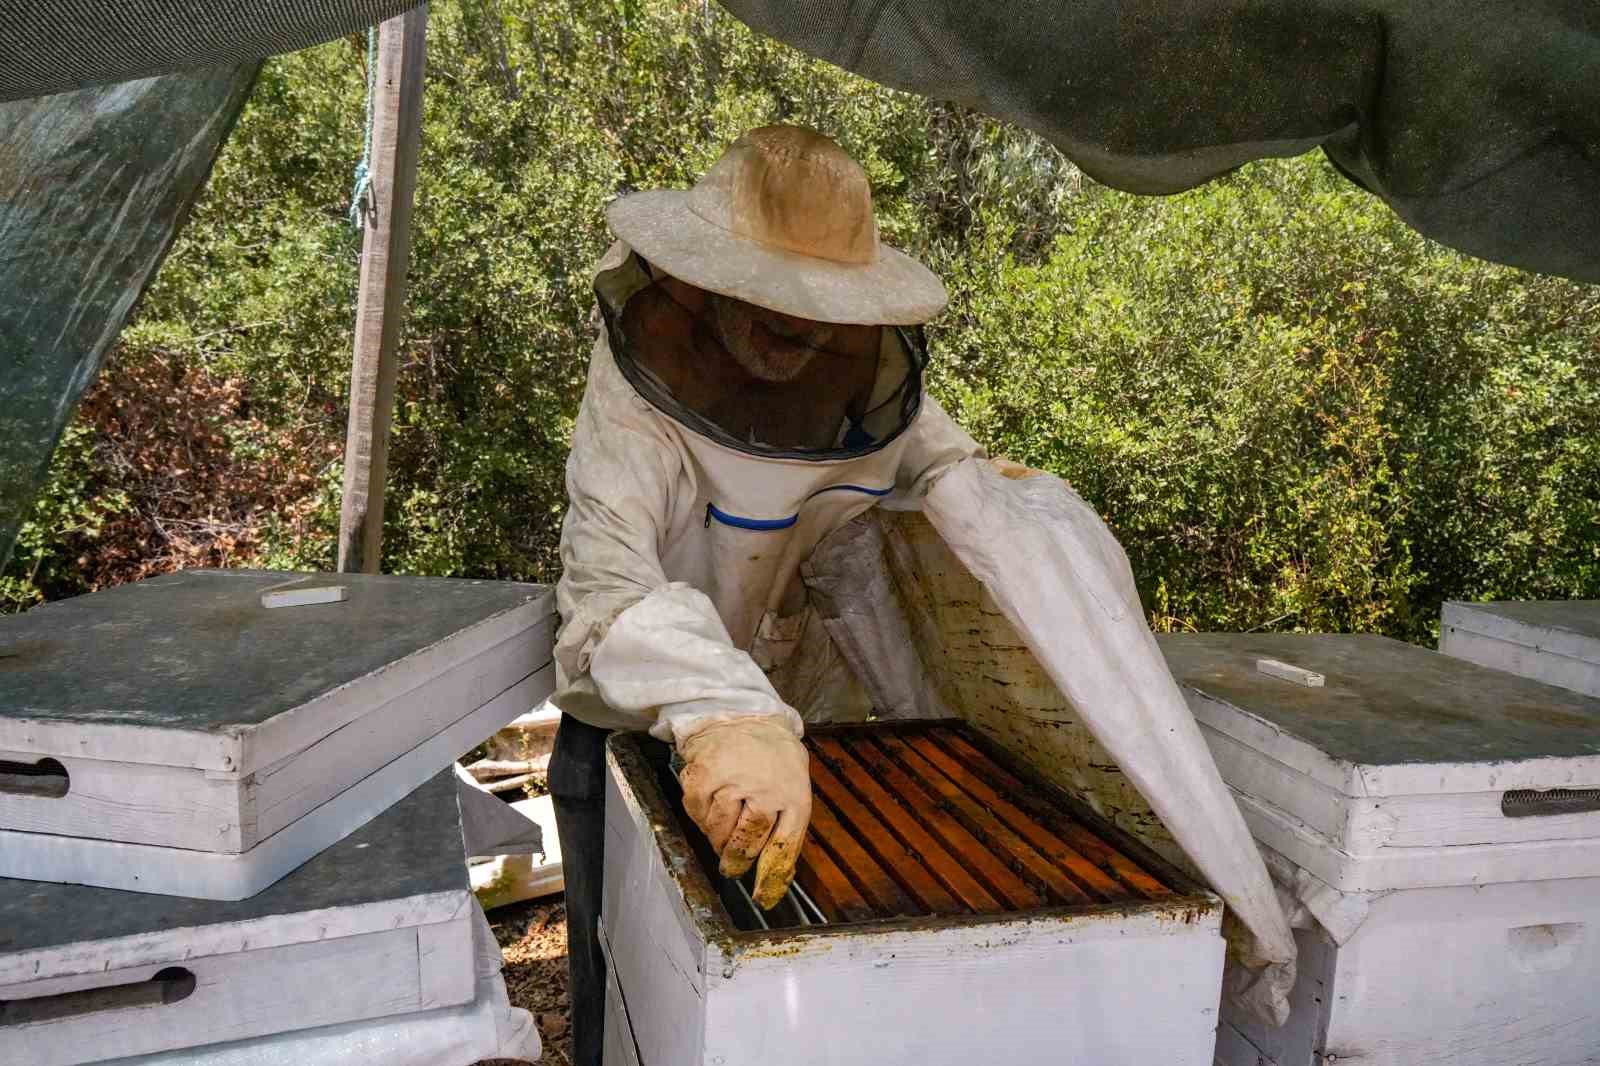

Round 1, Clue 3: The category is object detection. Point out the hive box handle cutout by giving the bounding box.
[1501,788,1600,818]
[0,967,195,1026]
[0,756,69,798]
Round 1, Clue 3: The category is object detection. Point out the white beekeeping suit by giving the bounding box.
[550,126,1296,1037]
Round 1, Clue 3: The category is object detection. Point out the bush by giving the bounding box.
[7,0,1598,647]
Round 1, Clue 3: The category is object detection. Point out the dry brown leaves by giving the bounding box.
[66,347,340,588]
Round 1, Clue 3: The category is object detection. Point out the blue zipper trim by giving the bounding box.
[806,484,894,500]
[704,502,799,531]
[703,486,893,531]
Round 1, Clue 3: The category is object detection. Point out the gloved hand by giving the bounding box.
[677,716,812,909]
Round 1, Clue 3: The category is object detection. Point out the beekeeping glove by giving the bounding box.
[677,715,812,909]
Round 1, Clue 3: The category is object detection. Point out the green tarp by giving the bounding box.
[0,68,258,565]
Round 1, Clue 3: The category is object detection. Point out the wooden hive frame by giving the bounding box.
[609,718,1215,942]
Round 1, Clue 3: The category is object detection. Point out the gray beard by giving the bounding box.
[710,296,832,383]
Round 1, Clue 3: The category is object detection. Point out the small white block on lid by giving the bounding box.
[1255,658,1325,687]
[260,581,349,609]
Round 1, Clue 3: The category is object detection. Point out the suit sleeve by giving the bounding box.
[554,340,801,745]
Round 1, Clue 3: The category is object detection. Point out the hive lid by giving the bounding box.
[0,569,552,773]
[1161,633,1600,797]
[1444,600,1600,658]
[1162,633,1600,891]
[0,769,469,985]
[1441,600,1600,700]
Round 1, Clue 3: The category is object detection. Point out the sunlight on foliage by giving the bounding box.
[7,0,1598,645]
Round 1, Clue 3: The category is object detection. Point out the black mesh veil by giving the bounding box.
[595,251,926,463]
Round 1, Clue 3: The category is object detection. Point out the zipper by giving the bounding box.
[703,485,893,532]
[806,484,893,500]
[704,502,799,531]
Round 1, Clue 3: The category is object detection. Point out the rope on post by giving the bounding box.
[349,25,379,227]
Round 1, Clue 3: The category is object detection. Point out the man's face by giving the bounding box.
[708,293,838,382]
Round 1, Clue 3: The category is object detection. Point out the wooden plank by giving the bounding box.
[794,829,874,924]
[809,738,1000,914]
[804,786,921,917]
[818,736,1043,911]
[873,734,1095,905]
[337,5,428,574]
[927,729,1173,900]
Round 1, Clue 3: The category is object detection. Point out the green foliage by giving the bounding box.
[0,423,128,612]
[7,0,1598,647]
[937,163,1600,641]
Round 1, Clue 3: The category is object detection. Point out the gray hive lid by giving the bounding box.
[1160,632,1600,796]
[1160,633,1600,891]
[1442,599,1600,700]
[0,768,468,982]
[0,569,553,773]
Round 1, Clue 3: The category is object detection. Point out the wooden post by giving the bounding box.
[337,5,427,574]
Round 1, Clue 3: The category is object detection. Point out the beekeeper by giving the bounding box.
[549,125,1295,1066]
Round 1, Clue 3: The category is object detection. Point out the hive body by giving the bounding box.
[602,722,1225,1066]
[0,772,477,1065]
[1166,634,1600,1066]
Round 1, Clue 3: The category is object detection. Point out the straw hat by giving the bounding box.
[606,125,947,326]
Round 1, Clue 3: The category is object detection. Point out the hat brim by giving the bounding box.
[606,190,947,326]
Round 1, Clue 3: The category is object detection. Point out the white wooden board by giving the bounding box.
[0,570,554,854]
[95,906,539,1066]
[600,922,645,1066]
[1227,784,1600,893]
[1200,725,1600,856]
[471,795,563,910]
[0,664,553,898]
[0,772,477,1065]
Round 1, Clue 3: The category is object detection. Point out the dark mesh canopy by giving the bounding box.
[0,0,417,102]
[0,67,257,568]
[3,2,1595,284]
[721,0,1600,286]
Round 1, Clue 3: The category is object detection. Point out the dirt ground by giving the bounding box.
[477,896,573,1066]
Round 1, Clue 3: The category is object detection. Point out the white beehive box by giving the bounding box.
[1441,599,1600,700]
[1159,633,1600,1066]
[601,723,1226,1066]
[0,569,554,898]
[0,771,480,1066]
